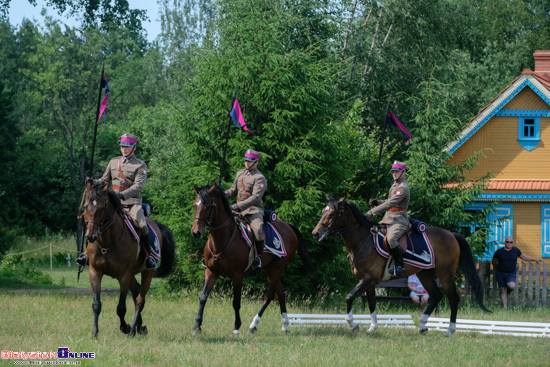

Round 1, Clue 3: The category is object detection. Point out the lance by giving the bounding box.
[218,87,237,186]
[88,63,106,177]
[78,63,106,281]
[371,101,391,201]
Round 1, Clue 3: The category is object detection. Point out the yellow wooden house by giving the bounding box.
[444,50,550,263]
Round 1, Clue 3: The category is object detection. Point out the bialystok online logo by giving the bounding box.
[1,347,95,360]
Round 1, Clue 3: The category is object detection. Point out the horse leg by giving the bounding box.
[231,274,244,335]
[248,269,283,334]
[131,272,152,336]
[440,277,460,337]
[192,268,218,335]
[89,268,102,339]
[416,273,442,335]
[275,281,290,333]
[117,274,132,335]
[363,287,378,332]
[345,278,372,331]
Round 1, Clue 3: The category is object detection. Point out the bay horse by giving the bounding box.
[83,178,175,338]
[311,195,490,337]
[191,183,313,335]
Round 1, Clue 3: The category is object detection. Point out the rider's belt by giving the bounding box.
[112,185,129,191]
[388,207,407,212]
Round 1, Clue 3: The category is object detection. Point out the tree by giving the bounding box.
[404,70,495,254]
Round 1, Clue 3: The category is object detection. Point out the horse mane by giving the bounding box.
[198,184,231,215]
[328,196,369,227]
[88,180,123,215]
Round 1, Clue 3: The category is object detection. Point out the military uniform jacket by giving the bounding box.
[370,177,410,226]
[224,168,267,216]
[100,155,147,205]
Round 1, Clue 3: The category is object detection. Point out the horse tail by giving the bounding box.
[154,221,176,278]
[454,232,491,313]
[289,224,314,274]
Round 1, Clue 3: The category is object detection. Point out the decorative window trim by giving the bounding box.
[541,205,550,258]
[517,116,540,151]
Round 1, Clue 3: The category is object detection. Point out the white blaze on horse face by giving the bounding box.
[195,198,202,207]
[324,205,329,212]
[93,200,97,206]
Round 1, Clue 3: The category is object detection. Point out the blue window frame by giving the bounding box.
[541,205,550,258]
[517,116,540,151]
[481,204,513,261]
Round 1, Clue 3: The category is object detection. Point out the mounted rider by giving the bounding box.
[76,133,156,270]
[225,149,267,270]
[365,160,410,275]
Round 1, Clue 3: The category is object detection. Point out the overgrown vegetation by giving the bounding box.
[2,0,549,294]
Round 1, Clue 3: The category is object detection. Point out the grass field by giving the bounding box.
[1,284,549,367]
[1,237,549,366]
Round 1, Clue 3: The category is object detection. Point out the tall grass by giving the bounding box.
[0,289,547,367]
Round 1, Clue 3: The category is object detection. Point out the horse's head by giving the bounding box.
[312,194,347,241]
[84,179,112,243]
[191,183,231,239]
[312,193,369,241]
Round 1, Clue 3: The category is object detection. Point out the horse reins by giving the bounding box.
[319,202,362,238]
[195,194,238,260]
[85,191,125,254]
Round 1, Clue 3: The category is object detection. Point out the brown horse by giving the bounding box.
[191,183,313,335]
[83,178,175,338]
[312,195,490,337]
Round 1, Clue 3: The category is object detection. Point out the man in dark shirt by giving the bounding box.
[492,237,543,308]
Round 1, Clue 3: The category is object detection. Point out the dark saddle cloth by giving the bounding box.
[374,218,434,269]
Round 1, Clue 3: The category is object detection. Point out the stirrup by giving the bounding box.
[392,264,404,276]
[76,253,88,266]
[145,256,157,270]
[253,257,262,270]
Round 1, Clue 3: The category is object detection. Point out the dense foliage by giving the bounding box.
[1,0,549,294]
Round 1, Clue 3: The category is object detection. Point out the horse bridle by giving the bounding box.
[318,201,361,238]
[84,196,116,242]
[194,195,232,232]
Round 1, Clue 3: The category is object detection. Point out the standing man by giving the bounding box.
[492,237,543,308]
[76,133,156,270]
[365,161,410,275]
[225,149,267,270]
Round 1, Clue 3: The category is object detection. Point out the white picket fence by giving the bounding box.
[287,314,415,329]
[425,317,550,337]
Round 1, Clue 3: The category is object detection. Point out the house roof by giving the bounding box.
[444,180,550,191]
[443,70,550,155]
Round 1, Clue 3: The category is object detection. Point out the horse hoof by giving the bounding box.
[419,328,428,335]
[192,327,201,336]
[120,324,131,334]
[138,326,148,335]
[232,329,240,335]
[367,325,377,333]
[248,327,257,334]
[351,325,360,332]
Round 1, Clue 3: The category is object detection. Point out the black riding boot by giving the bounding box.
[75,252,88,266]
[253,240,264,270]
[390,246,404,275]
[142,233,157,270]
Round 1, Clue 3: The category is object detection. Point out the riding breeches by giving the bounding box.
[247,212,264,241]
[386,222,408,249]
[124,204,149,235]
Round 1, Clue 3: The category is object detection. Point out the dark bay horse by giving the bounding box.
[191,183,313,335]
[311,195,490,337]
[83,178,175,337]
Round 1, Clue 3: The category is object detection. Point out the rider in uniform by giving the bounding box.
[76,133,156,270]
[225,149,267,270]
[365,161,410,275]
